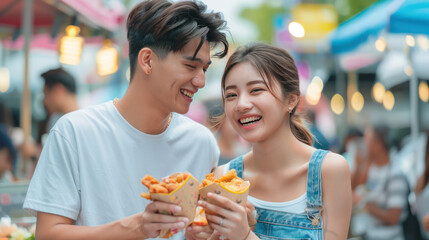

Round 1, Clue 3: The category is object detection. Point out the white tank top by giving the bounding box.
[224,162,307,214]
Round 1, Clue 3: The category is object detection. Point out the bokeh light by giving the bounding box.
[351,91,364,112]
[331,94,344,115]
[372,82,385,103]
[382,90,395,111]
[419,81,429,102]
[288,21,305,38]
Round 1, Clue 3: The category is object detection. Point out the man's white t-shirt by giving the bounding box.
[24,101,219,239]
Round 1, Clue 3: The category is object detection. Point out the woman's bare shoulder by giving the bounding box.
[321,152,351,181]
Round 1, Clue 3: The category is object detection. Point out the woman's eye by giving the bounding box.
[225,93,237,99]
[251,88,264,93]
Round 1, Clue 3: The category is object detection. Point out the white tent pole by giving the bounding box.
[20,0,33,173]
[408,44,419,141]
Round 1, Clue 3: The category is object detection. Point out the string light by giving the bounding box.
[96,39,119,76]
[59,25,84,65]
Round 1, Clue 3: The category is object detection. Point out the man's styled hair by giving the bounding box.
[126,0,228,78]
[41,68,77,94]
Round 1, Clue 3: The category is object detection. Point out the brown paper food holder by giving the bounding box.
[199,181,250,213]
[150,173,199,238]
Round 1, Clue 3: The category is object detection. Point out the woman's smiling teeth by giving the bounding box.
[180,89,194,98]
[239,116,262,126]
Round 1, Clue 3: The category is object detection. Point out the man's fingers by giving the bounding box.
[143,222,186,232]
[145,201,182,214]
[143,212,188,224]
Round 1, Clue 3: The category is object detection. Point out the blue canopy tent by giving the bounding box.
[330,0,429,189]
[388,0,429,141]
[330,0,403,54]
[389,0,429,35]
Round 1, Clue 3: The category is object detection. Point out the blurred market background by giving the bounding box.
[0,0,428,239]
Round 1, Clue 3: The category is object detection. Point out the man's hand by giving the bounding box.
[140,201,189,239]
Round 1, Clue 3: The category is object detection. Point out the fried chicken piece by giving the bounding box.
[166,183,179,192]
[149,184,169,193]
[141,175,160,188]
[140,192,152,200]
[217,169,237,183]
[220,177,248,193]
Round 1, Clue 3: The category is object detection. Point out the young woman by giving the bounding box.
[199,42,352,239]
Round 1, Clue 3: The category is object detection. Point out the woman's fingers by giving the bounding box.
[206,192,245,213]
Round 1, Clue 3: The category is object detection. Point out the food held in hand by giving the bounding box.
[200,169,249,194]
[139,172,198,238]
[192,206,208,226]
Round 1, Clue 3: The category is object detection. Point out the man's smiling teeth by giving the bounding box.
[240,116,262,125]
[181,89,194,98]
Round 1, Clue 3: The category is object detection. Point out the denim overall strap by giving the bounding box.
[306,149,329,209]
[227,156,244,179]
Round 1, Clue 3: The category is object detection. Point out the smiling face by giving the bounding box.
[147,38,212,114]
[223,61,289,143]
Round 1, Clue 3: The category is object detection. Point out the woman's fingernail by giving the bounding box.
[208,192,213,197]
[180,217,189,224]
[173,206,181,213]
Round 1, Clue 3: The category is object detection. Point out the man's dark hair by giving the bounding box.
[41,68,77,94]
[126,0,229,78]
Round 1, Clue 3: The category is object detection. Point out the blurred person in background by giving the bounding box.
[341,127,364,172]
[18,68,79,176]
[351,126,409,240]
[0,128,17,184]
[306,109,330,150]
[41,67,79,131]
[415,131,429,239]
[190,42,351,240]
[23,0,229,239]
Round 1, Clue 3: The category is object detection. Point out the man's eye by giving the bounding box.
[185,64,196,69]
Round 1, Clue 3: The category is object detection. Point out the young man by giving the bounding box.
[23,0,228,239]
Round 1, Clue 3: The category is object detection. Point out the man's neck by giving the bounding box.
[114,80,171,135]
[59,96,78,114]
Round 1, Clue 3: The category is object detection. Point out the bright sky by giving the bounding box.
[203,0,263,43]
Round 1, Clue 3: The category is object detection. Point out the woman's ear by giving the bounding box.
[287,93,299,110]
[137,47,154,75]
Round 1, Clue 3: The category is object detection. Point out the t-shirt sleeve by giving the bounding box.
[23,128,81,220]
[385,176,409,209]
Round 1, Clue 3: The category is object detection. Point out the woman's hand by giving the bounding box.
[199,192,251,240]
[185,225,214,240]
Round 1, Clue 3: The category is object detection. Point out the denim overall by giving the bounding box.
[228,149,328,240]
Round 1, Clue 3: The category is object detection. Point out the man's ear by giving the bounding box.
[137,48,154,75]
